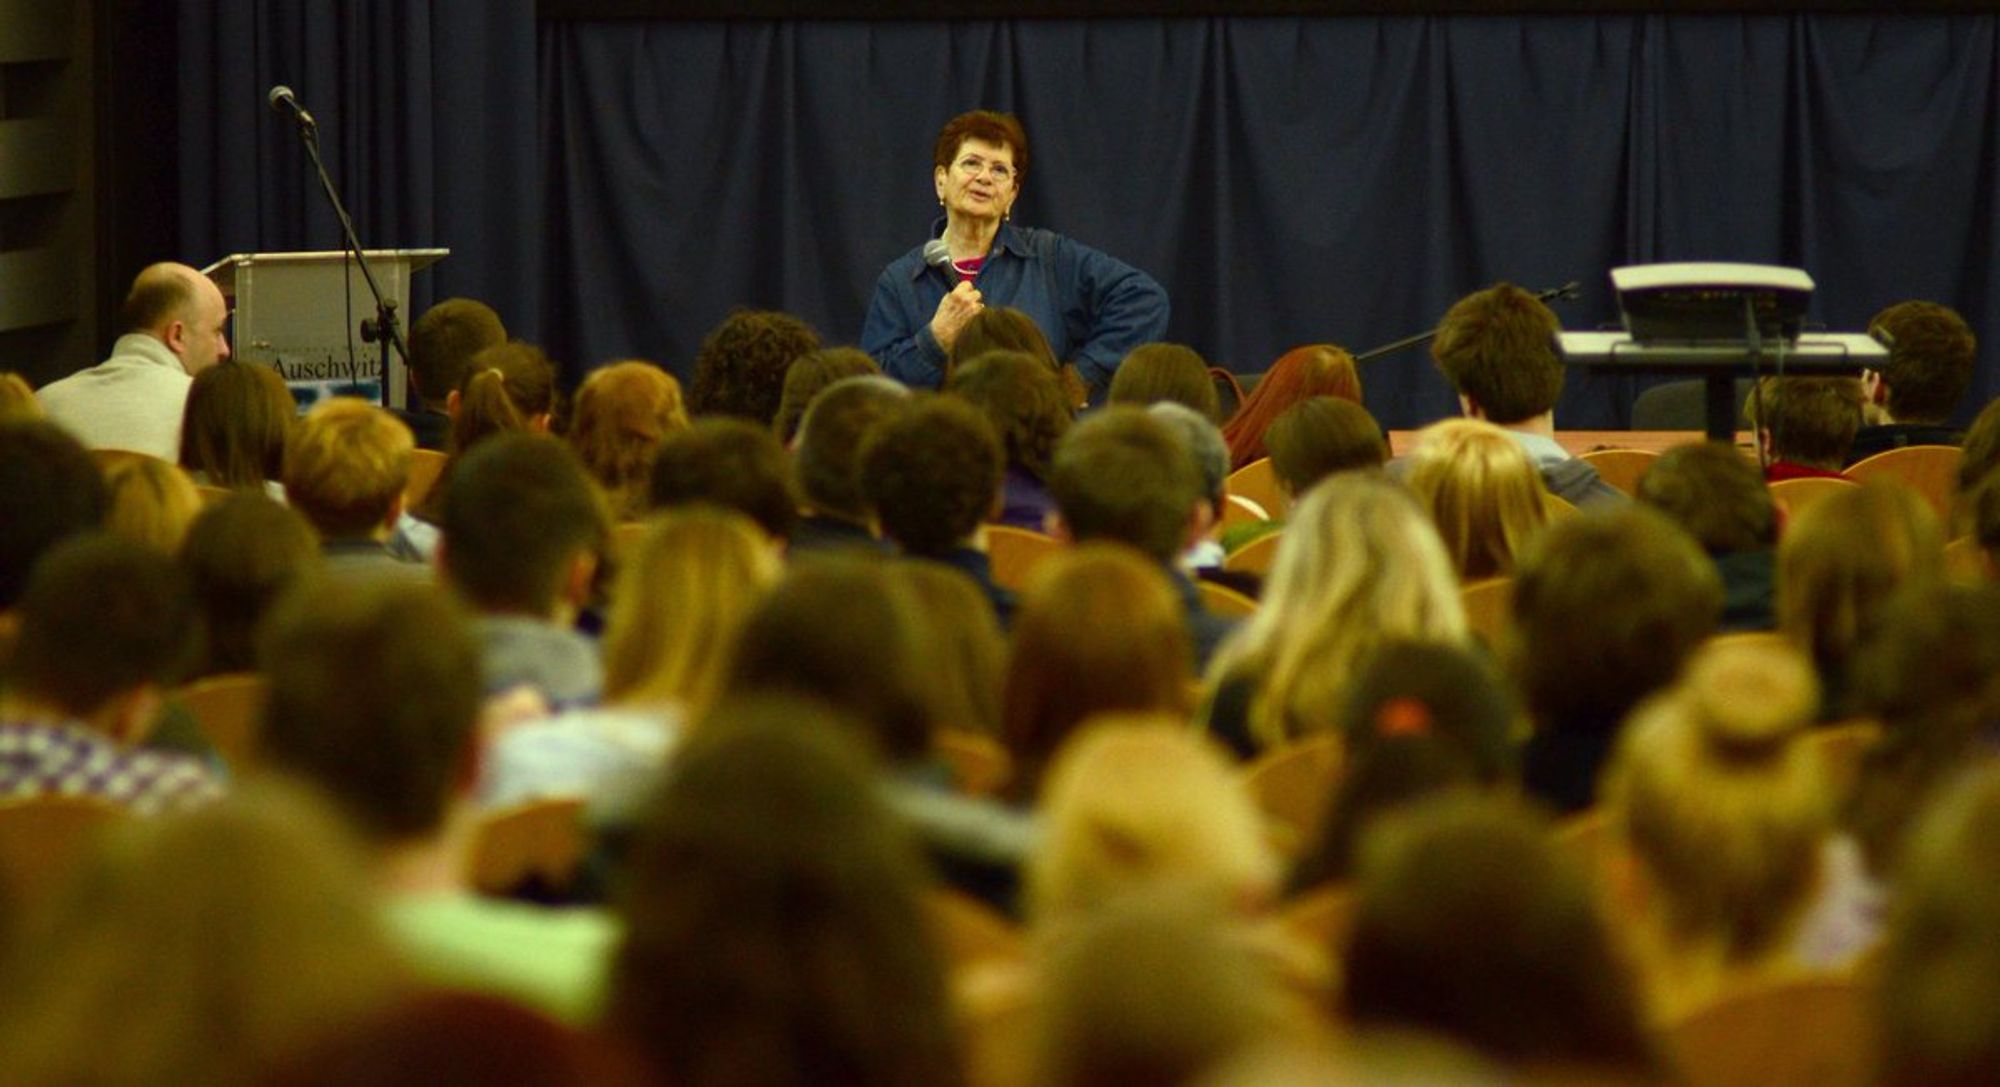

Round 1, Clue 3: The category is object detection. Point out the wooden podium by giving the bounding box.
[202,249,447,409]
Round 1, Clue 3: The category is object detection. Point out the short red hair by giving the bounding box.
[1221,344,1362,470]
[933,110,1030,183]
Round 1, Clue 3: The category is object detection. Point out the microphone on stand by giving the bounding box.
[268,85,317,132]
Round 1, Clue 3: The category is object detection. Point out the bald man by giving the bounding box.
[37,262,233,460]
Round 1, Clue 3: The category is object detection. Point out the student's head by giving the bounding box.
[687,308,821,426]
[439,433,609,619]
[178,361,297,489]
[257,579,482,844]
[895,562,1005,739]
[101,454,204,555]
[721,556,936,763]
[1108,343,1220,421]
[793,376,910,522]
[283,398,414,541]
[1403,418,1551,580]
[1955,395,2000,513]
[608,701,959,1087]
[1049,407,1205,562]
[648,418,798,540]
[1210,474,1467,750]
[0,421,107,609]
[771,346,879,443]
[947,306,1061,380]
[1601,639,1828,965]
[1750,375,1864,469]
[408,298,506,408]
[1342,795,1654,1075]
[946,350,1072,482]
[1221,344,1364,470]
[1508,507,1722,738]
[1635,440,1776,553]
[1028,720,1279,928]
[1002,545,1194,800]
[178,493,322,676]
[1879,764,2000,1087]
[1430,283,1564,425]
[121,262,232,374]
[449,341,558,455]
[566,360,689,521]
[1866,300,1976,426]
[603,507,781,715]
[859,394,1003,557]
[1148,401,1231,521]
[5,533,195,727]
[1263,396,1389,496]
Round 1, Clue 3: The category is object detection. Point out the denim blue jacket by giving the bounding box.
[859,219,1170,391]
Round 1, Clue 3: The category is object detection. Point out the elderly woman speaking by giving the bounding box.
[861,110,1170,398]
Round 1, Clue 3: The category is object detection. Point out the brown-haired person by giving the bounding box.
[566,359,688,521]
[36,262,231,461]
[413,340,560,530]
[1218,395,1392,555]
[0,421,107,612]
[178,492,322,678]
[860,393,1016,625]
[1221,344,1364,471]
[100,453,204,556]
[283,398,428,583]
[1636,440,1781,631]
[947,349,1073,532]
[648,417,800,541]
[0,534,219,815]
[606,701,965,1087]
[1430,282,1622,506]
[947,305,1064,382]
[789,375,907,555]
[1849,299,1977,464]
[438,433,610,710]
[862,109,1168,397]
[686,308,820,426]
[399,297,506,450]
[1749,374,1864,481]
[771,346,879,444]
[257,578,616,1022]
[178,360,296,495]
[1511,506,1723,814]
[1107,342,1221,421]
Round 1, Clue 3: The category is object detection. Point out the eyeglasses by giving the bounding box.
[954,156,1014,182]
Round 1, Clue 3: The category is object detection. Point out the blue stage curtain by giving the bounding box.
[176,1,542,343]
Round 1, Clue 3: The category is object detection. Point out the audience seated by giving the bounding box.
[860,393,1015,625]
[100,453,202,555]
[1341,794,1657,1078]
[1511,506,1722,815]
[257,577,616,1021]
[789,375,906,553]
[1400,417,1552,581]
[1219,395,1390,555]
[178,360,295,495]
[1635,440,1780,631]
[946,350,1072,532]
[283,398,427,582]
[1147,401,1235,574]
[948,305,1064,382]
[565,360,687,521]
[1952,394,2000,531]
[1777,481,1942,720]
[771,345,879,443]
[614,699,963,1086]
[647,418,799,541]
[899,562,1006,738]
[402,297,507,451]
[177,492,321,678]
[1001,544,1194,804]
[0,534,218,813]
[1205,474,1467,759]
[686,308,821,425]
[0,422,107,615]
[1221,344,1363,471]
[1429,282,1622,506]
[438,433,610,710]
[1850,300,1976,464]
[1107,342,1220,421]
[1751,375,1864,482]
[415,341,560,529]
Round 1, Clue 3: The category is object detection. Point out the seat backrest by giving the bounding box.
[1459,576,1514,651]
[1217,493,1270,534]
[1664,974,1874,1087]
[1631,378,1755,431]
[1195,580,1258,619]
[1943,533,1987,582]
[0,794,122,913]
[1225,457,1287,520]
[172,671,269,770]
[1769,476,1860,517]
[1844,444,1962,523]
[984,525,1061,592]
[468,796,589,897]
[614,519,650,558]
[926,888,1025,972]
[404,448,449,510]
[1578,447,1663,496]
[1222,529,1283,575]
[1281,883,1356,953]
[1241,733,1344,858]
[1804,719,1882,809]
[934,729,1013,798]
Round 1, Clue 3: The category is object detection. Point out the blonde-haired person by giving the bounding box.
[1599,638,1856,1024]
[1203,473,1469,758]
[1401,417,1551,581]
[481,507,780,825]
[101,453,204,555]
[1001,544,1194,803]
[283,397,426,582]
[0,372,42,421]
[567,360,688,521]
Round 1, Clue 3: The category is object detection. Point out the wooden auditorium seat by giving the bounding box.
[984,525,1061,592]
[1241,733,1343,858]
[1196,580,1259,619]
[1459,576,1513,651]
[171,671,269,770]
[0,795,121,912]
[1768,475,1859,516]
[404,447,449,510]
[1222,530,1282,576]
[1663,974,1874,1087]
[1578,447,1662,496]
[468,796,589,897]
[1225,457,1287,520]
[935,729,1013,798]
[1843,443,1962,523]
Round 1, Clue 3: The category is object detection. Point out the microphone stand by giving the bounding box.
[287,113,407,409]
[1354,281,1583,364]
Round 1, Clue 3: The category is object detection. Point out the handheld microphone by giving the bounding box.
[922,238,951,271]
[268,85,317,131]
